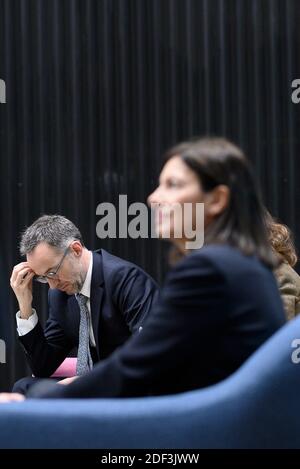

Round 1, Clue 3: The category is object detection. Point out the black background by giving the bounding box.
[0,0,300,391]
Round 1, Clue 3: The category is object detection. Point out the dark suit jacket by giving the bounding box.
[19,249,159,377]
[28,245,286,398]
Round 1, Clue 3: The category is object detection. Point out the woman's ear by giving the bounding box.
[205,185,230,218]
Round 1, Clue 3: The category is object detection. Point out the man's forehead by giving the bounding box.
[26,243,59,271]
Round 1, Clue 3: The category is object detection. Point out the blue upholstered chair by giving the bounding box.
[0,315,300,449]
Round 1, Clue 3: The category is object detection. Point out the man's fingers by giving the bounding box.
[0,393,25,403]
[11,268,30,287]
[11,267,34,288]
[10,263,31,283]
[11,262,30,274]
[57,376,78,385]
[19,271,35,287]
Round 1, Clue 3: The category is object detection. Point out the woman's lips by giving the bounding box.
[156,208,171,225]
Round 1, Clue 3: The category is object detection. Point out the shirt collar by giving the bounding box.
[79,251,93,299]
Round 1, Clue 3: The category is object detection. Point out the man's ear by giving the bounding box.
[205,185,230,218]
[70,241,83,257]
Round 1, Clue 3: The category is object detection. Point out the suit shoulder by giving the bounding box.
[175,245,242,270]
[94,249,158,285]
[188,244,249,264]
[166,246,227,285]
[171,244,270,283]
[96,248,145,273]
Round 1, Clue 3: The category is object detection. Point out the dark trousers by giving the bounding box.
[12,377,60,395]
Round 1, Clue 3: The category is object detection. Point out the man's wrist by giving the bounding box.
[18,306,33,319]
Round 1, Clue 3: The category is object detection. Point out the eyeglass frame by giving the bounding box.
[34,245,71,284]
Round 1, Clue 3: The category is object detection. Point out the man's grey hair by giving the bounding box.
[20,215,84,256]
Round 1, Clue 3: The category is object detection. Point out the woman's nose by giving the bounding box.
[148,187,161,206]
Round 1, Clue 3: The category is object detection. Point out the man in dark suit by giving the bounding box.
[10,215,159,393]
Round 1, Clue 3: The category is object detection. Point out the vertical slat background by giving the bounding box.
[0,0,299,390]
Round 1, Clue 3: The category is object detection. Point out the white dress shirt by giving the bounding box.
[16,251,96,347]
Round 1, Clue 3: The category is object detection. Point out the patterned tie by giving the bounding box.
[75,293,94,376]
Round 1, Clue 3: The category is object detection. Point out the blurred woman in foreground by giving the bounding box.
[3,137,286,400]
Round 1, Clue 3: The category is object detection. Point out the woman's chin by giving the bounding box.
[156,229,170,240]
[159,226,179,241]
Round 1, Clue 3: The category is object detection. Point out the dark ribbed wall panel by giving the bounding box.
[0,0,299,390]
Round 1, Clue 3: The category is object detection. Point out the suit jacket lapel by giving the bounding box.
[90,251,104,359]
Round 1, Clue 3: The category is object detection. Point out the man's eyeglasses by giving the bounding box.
[35,246,70,284]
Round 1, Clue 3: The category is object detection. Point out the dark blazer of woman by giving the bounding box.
[28,244,286,398]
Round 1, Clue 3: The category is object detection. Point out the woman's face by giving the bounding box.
[147,156,206,250]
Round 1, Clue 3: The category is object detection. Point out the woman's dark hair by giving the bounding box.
[164,137,278,268]
[264,210,297,267]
